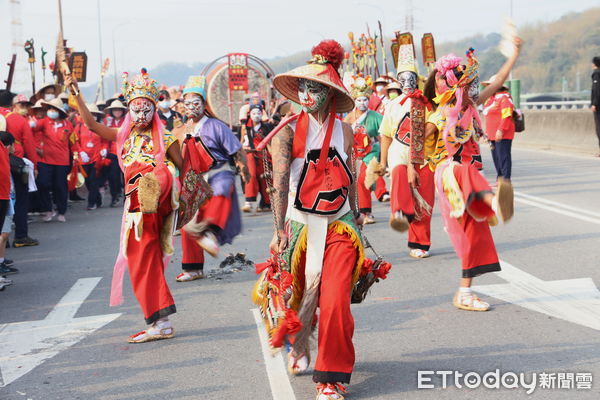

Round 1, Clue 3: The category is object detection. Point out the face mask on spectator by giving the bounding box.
[44,94,56,101]
[47,110,60,120]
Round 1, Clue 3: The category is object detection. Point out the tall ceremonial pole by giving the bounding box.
[57,0,64,38]
[378,20,388,77]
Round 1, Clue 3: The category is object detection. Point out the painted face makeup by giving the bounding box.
[398,71,418,94]
[354,96,369,112]
[129,98,155,128]
[298,79,330,113]
[250,108,262,124]
[183,93,205,119]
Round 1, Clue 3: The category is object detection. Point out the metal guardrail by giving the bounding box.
[522,100,591,110]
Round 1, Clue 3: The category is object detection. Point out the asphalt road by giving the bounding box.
[0,146,599,400]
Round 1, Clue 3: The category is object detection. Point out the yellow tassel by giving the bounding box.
[289,226,308,311]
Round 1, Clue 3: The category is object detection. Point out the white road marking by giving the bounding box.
[0,278,122,387]
[514,192,600,225]
[514,191,600,218]
[251,309,297,400]
[473,260,600,331]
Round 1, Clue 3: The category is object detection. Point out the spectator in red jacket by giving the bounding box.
[75,104,107,210]
[101,99,126,207]
[33,98,77,222]
[0,90,39,247]
[482,75,516,180]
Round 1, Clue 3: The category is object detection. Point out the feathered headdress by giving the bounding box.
[121,68,160,105]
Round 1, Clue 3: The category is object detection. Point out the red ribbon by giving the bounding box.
[400,89,433,111]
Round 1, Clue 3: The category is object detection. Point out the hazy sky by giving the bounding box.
[1,0,598,94]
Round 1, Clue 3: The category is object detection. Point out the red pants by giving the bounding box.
[391,165,435,250]
[296,229,357,384]
[357,162,389,213]
[181,194,232,270]
[452,163,500,278]
[125,162,176,325]
[244,152,270,204]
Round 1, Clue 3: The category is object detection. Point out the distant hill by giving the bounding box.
[82,7,600,99]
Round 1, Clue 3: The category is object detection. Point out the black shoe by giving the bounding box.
[0,262,19,275]
[110,199,119,208]
[13,237,39,248]
[4,259,14,266]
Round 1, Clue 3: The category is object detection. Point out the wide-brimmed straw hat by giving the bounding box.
[104,99,127,112]
[88,103,104,116]
[273,40,354,113]
[383,82,402,97]
[43,97,67,118]
[31,99,45,110]
[36,84,60,96]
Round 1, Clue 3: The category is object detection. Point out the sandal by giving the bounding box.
[288,350,310,375]
[128,326,175,343]
[409,249,430,259]
[176,270,204,282]
[316,383,346,400]
[453,291,490,312]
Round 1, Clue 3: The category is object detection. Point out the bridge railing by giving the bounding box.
[522,100,591,110]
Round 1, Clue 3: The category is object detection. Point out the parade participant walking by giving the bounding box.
[378,40,436,259]
[241,103,273,213]
[268,40,364,400]
[67,70,183,343]
[0,91,39,247]
[422,38,522,312]
[482,76,515,180]
[33,97,74,223]
[103,99,127,207]
[75,103,106,210]
[343,76,387,224]
[0,131,19,275]
[173,75,248,282]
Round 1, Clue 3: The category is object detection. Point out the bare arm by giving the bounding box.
[166,141,183,171]
[65,76,118,141]
[343,122,359,216]
[272,125,293,232]
[378,134,392,173]
[477,37,523,106]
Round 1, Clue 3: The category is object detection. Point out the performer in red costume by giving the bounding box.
[173,75,248,282]
[67,70,183,342]
[379,38,435,258]
[263,40,364,400]
[423,37,522,311]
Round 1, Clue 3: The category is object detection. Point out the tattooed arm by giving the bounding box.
[269,125,294,253]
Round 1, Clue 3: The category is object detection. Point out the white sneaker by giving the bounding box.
[57,214,66,223]
[380,193,390,202]
[409,249,430,259]
[241,202,254,213]
[197,231,219,257]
